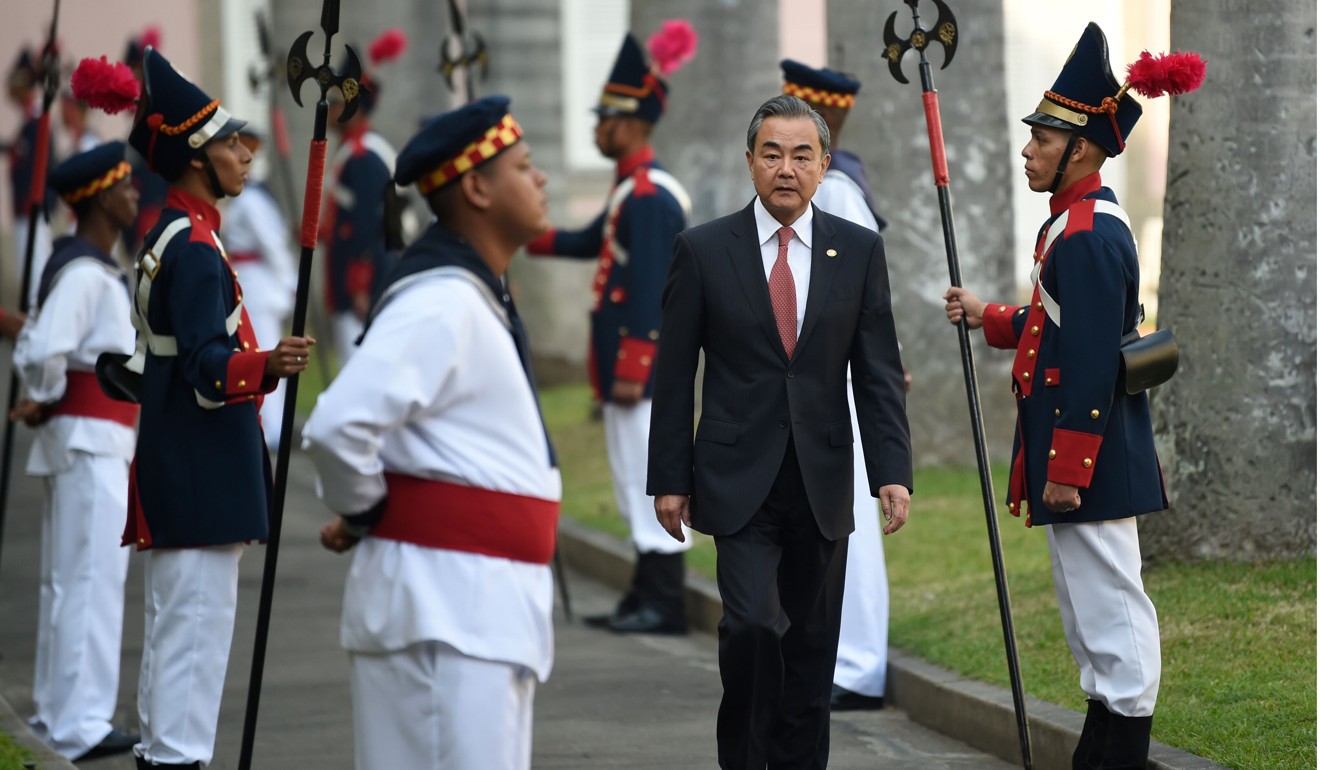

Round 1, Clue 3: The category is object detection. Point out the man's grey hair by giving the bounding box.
[745,94,831,156]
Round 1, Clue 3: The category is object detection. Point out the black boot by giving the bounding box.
[609,551,688,635]
[136,758,202,769]
[584,550,644,628]
[1072,699,1110,769]
[1097,712,1153,770]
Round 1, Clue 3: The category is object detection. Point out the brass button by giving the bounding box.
[1008,501,1016,510]
[1083,458,1093,468]
[138,538,146,545]
[1048,449,1057,460]
[648,330,659,340]
[214,380,222,389]
[243,341,250,350]
[1045,377,1053,385]
[998,305,1007,313]
[1031,325,1039,336]
[1021,372,1030,381]
[1027,349,1036,359]
[640,356,652,366]
[238,379,247,388]
[1090,409,1100,419]
[1035,301,1043,311]
[1016,308,1026,316]
[1054,409,1061,417]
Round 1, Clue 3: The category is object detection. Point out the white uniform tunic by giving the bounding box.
[813,170,891,699]
[303,266,560,770]
[222,180,295,448]
[13,255,135,759]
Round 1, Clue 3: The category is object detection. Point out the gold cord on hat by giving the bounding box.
[61,161,132,204]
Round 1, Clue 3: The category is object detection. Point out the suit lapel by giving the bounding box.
[728,202,789,361]
[795,204,842,357]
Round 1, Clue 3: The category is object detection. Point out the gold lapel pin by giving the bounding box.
[826,248,838,258]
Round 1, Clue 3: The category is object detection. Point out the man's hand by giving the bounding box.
[0,309,27,340]
[1043,481,1081,513]
[320,516,361,553]
[877,484,910,535]
[611,379,645,406]
[351,292,371,321]
[9,398,48,427]
[943,287,985,330]
[654,494,691,543]
[265,336,317,377]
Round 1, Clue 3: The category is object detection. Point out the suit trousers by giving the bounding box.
[714,437,847,770]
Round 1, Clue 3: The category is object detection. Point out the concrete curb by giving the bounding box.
[0,695,78,770]
[556,517,1230,770]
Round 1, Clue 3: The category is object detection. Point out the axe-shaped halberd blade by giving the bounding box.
[883,0,958,85]
[287,27,364,122]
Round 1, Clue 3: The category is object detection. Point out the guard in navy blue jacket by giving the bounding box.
[77,46,313,769]
[525,28,696,635]
[943,24,1200,770]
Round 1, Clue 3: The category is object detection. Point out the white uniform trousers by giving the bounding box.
[350,641,536,770]
[334,311,364,369]
[28,451,130,759]
[12,216,52,308]
[247,304,288,450]
[1048,518,1161,717]
[134,544,243,766]
[603,400,690,554]
[832,386,889,697]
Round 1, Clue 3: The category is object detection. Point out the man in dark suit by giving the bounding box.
[647,94,912,770]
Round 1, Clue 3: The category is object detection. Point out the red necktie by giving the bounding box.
[770,226,798,358]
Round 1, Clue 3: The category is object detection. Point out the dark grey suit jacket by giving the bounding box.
[647,200,912,540]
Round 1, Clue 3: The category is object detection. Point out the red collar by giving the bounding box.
[341,120,371,145]
[617,145,654,179]
[1049,172,1103,217]
[167,188,222,233]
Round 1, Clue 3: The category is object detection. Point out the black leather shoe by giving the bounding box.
[74,727,139,761]
[607,606,687,635]
[135,757,202,769]
[583,612,616,629]
[830,684,885,711]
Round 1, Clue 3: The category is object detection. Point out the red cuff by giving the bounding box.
[1046,428,1104,488]
[346,261,374,296]
[614,337,658,384]
[982,302,1021,349]
[225,351,271,398]
[525,229,556,256]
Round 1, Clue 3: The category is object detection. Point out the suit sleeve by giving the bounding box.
[614,191,684,385]
[525,210,606,259]
[849,234,913,494]
[169,244,273,406]
[646,231,704,497]
[1047,231,1126,488]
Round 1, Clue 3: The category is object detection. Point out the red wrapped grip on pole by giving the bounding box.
[300,139,326,250]
[27,113,52,208]
[922,91,950,188]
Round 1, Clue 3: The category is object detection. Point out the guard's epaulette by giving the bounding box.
[631,166,657,197]
[1063,197,1097,239]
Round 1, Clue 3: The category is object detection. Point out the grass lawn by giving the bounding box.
[0,733,32,770]
[541,382,1317,770]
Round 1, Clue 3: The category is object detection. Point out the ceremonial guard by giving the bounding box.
[780,59,896,712]
[12,140,140,763]
[944,25,1203,769]
[72,47,312,769]
[304,96,558,770]
[525,24,696,634]
[222,126,296,450]
[6,47,56,304]
[321,28,406,367]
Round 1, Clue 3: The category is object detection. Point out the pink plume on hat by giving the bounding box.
[647,20,698,76]
[1126,50,1206,99]
[369,28,408,66]
[71,56,140,115]
[140,25,162,51]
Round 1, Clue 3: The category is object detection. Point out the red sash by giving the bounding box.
[50,371,139,428]
[370,472,559,565]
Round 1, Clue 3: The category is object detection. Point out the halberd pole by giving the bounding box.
[882,1,1033,767]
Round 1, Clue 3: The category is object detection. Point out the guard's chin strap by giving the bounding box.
[1049,133,1079,195]
[201,155,227,200]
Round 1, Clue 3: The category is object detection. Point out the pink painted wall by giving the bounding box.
[1,0,200,230]
[779,0,826,68]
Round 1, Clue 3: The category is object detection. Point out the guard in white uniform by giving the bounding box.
[12,141,141,762]
[222,127,296,449]
[304,96,558,770]
[782,60,899,711]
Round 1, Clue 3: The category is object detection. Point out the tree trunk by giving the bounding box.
[1144,0,1317,560]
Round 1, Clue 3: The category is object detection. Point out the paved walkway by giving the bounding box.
[0,426,1223,769]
